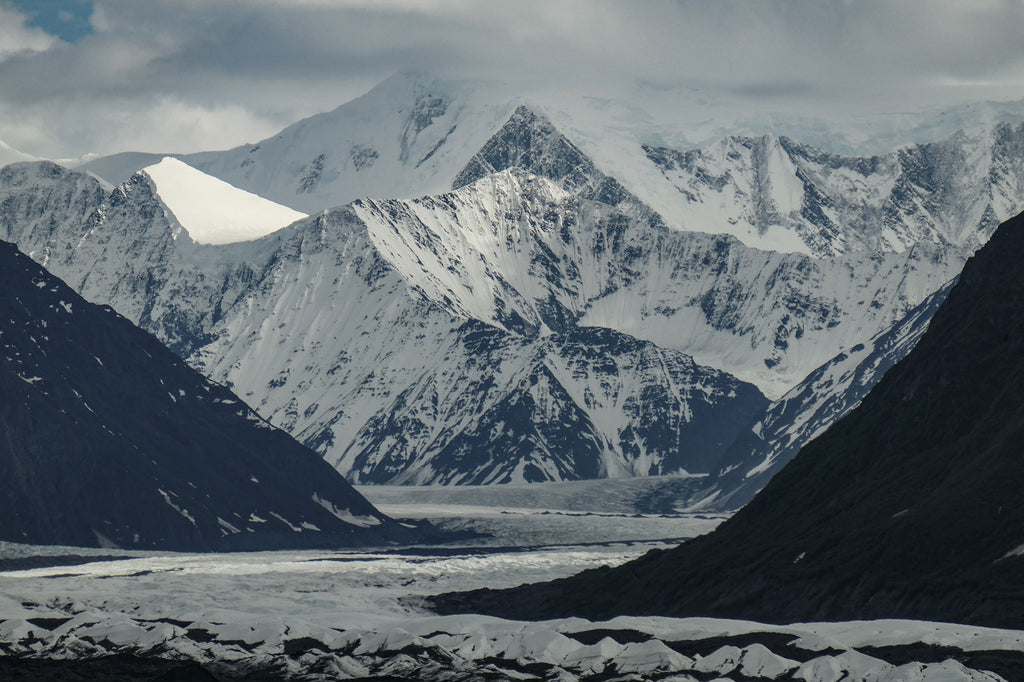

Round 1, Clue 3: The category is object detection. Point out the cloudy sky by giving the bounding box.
[2,0,1024,159]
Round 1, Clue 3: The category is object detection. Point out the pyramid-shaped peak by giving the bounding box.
[453,103,635,209]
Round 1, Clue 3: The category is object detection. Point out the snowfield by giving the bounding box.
[0,492,1020,680]
[142,157,307,245]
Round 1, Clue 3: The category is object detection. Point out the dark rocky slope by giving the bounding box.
[430,211,1024,629]
[0,240,438,551]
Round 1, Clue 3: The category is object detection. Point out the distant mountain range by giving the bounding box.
[0,238,439,551]
[4,72,1024,505]
[428,211,1024,630]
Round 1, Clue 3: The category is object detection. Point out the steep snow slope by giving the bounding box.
[334,323,766,484]
[635,126,1024,257]
[141,157,306,244]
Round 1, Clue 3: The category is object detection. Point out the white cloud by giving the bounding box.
[0,2,59,61]
[0,96,279,159]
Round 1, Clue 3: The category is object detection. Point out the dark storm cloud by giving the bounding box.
[1,0,1024,158]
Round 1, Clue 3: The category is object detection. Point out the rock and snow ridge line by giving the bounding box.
[347,168,964,399]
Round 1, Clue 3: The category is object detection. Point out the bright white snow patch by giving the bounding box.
[141,157,307,245]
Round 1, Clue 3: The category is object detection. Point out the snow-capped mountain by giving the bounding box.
[0,238,438,551]
[4,74,1024,495]
[78,75,1024,255]
[78,74,1024,262]
[354,163,962,398]
[0,157,964,489]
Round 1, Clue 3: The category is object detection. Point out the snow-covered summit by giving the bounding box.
[141,157,307,245]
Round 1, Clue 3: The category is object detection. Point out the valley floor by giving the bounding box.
[0,478,1020,680]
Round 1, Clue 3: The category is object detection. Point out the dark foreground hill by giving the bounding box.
[0,240,440,551]
[430,211,1024,629]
